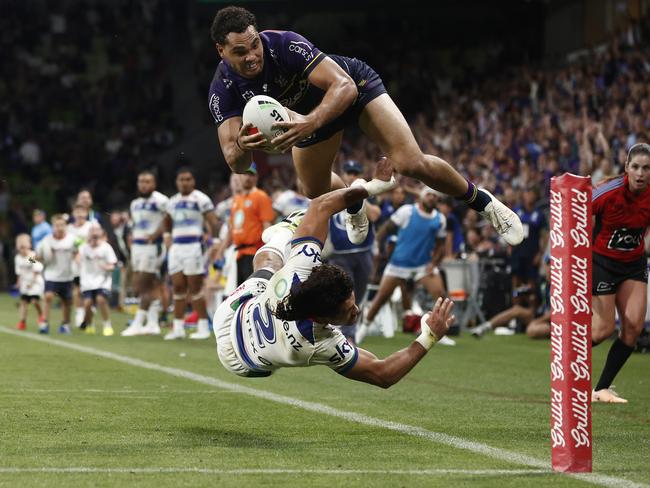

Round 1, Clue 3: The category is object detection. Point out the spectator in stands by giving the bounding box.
[511,186,547,309]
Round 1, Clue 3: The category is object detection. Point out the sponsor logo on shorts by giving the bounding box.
[596,281,614,293]
[607,227,643,251]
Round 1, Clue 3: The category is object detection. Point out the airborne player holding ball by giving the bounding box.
[208,6,523,247]
[591,143,650,403]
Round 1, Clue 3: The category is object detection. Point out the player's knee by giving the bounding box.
[392,153,427,178]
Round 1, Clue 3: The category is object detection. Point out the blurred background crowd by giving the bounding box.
[2,0,650,338]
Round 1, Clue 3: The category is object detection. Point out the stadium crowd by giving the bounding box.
[4,5,650,342]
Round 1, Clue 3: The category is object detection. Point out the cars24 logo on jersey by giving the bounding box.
[607,227,643,251]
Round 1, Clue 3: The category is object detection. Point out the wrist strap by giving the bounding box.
[415,313,439,351]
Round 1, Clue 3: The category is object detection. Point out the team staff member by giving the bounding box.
[208,6,523,248]
[591,143,650,403]
[216,163,275,285]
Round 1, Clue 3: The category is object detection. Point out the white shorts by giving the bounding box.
[131,243,165,274]
[384,263,429,282]
[168,242,204,276]
[214,277,268,377]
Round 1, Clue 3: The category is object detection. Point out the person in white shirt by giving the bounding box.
[14,234,45,331]
[151,167,219,340]
[67,204,93,327]
[36,214,77,334]
[214,157,454,386]
[122,171,169,336]
[78,225,118,336]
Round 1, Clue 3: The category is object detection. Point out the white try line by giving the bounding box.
[0,467,550,476]
[0,327,646,488]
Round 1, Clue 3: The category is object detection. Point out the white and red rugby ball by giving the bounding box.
[242,95,290,153]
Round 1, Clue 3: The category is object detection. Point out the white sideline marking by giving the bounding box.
[0,467,549,476]
[2,389,237,394]
[1,327,646,488]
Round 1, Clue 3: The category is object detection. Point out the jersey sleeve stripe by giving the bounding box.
[301,51,324,75]
[592,176,624,201]
[335,347,359,375]
[291,236,324,249]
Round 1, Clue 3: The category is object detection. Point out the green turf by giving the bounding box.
[0,294,648,487]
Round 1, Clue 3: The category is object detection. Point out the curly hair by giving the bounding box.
[274,264,353,322]
[211,6,258,44]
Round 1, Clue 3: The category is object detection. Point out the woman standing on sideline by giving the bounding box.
[591,143,650,403]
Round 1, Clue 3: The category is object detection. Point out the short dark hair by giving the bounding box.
[211,6,258,44]
[274,264,353,322]
[138,169,157,181]
[176,166,194,177]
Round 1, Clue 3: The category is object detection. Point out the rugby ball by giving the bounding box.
[242,95,290,153]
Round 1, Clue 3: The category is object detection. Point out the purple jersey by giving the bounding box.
[208,30,327,126]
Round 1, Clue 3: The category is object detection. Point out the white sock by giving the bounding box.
[147,300,160,325]
[173,319,185,333]
[197,318,209,332]
[75,307,84,326]
[103,320,111,329]
[133,309,147,327]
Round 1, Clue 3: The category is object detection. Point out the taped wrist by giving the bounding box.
[415,313,439,351]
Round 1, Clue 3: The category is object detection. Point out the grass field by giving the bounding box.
[0,293,648,488]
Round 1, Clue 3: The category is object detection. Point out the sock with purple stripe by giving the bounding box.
[456,180,491,211]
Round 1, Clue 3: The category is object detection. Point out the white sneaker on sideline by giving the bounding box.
[354,322,370,345]
[494,326,515,336]
[141,323,161,336]
[479,189,524,246]
[164,329,186,341]
[121,323,146,337]
[438,336,456,346]
[345,200,369,245]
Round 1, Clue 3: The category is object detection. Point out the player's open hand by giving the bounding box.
[238,123,269,152]
[373,157,393,182]
[425,297,455,340]
[270,108,316,153]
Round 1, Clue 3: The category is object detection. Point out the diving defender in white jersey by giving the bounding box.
[214,158,454,385]
[123,171,169,336]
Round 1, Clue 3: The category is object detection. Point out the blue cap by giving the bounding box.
[342,159,362,174]
[245,162,257,175]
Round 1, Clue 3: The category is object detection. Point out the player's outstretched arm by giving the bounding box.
[343,298,454,389]
[293,157,396,243]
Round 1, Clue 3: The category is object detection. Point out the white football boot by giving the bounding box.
[345,199,369,245]
[262,209,306,244]
[478,189,524,246]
